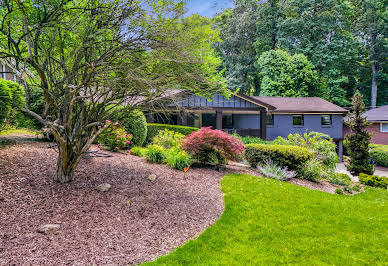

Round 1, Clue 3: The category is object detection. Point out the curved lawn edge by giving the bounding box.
[143,174,388,265]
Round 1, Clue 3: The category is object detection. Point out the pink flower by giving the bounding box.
[98,126,101,129]
[117,135,120,138]
[126,140,130,144]
[117,140,120,142]
[115,147,119,150]
[97,144,101,148]
[126,150,130,153]
[105,120,111,123]
[114,122,119,126]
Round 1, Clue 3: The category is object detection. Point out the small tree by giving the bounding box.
[345,91,374,175]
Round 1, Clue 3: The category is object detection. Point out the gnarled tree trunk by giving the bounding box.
[54,144,83,183]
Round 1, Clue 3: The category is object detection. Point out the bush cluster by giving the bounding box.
[257,159,296,181]
[145,144,166,164]
[327,173,351,186]
[244,143,313,173]
[370,144,388,167]
[165,149,191,171]
[145,123,198,145]
[97,121,133,152]
[152,129,185,149]
[183,127,245,165]
[359,173,388,188]
[130,146,148,157]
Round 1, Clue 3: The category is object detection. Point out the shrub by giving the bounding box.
[145,145,166,164]
[273,132,338,169]
[145,123,198,145]
[335,188,343,194]
[130,146,148,157]
[327,173,351,186]
[238,135,271,145]
[152,129,185,149]
[97,121,133,151]
[298,159,326,181]
[257,159,296,181]
[182,127,245,165]
[166,149,191,170]
[0,80,11,128]
[244,144,313,172]
[370,144,388,167]
[112,109,147,148]
[359,173,388,188]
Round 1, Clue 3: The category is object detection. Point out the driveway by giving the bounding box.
[336,163,388,182]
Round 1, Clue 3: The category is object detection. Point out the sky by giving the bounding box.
[186,0,234,17]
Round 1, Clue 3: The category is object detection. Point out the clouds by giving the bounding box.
[186,0,234,17]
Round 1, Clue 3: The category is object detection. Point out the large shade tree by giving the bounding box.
[0,0,226,183]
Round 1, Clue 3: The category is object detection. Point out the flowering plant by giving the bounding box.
[182,127,245,165]
[97,122,133,152]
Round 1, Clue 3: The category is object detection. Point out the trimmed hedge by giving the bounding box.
[244,144,314,172]
[145,123,198,146]
[370,144,388,167]
[359,173,388,188]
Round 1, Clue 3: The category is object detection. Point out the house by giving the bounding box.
[344,105,388,145]
[145,91,348,160]
[0,59,17,81]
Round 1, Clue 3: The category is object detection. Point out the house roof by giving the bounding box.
[250,96,348,114]
[364,105,388,121]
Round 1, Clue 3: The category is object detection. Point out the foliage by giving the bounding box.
[234,134,272,145]
[0,79,11,128]
[145,145,167,164]
[257,49,319,97]
[335,188,343,195]
[298,159,326,181]
[97,122,132,152]
[274,132,338,169]
[165,149,191,171]
[182,127,245,165]
[152,129,185,150]
[130,146,148,157]
[345,91,374,175]
[146,174,388,265]
[113,109,147,148]
[370,144,388,167]
[244,144,313,173]
[257,159,296,181]
[327,173,352,186]
[145,124,198,146]
[359,173,388,189]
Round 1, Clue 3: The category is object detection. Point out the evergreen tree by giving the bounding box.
[345,91,374,176]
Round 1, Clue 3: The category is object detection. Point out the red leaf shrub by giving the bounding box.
[182,127,245,164]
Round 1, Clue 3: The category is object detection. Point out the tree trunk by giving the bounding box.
[371,61,378,108]
[54,144,82,183]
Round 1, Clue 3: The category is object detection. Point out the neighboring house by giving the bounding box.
[0,59,17,81]
[145,91,348,160]
[344,105,388,145]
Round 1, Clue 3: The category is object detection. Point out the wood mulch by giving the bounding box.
[0,141,246,265]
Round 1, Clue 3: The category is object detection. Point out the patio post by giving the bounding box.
[260,110,267,140]
[180,111,188,126]
[216,110,223,130]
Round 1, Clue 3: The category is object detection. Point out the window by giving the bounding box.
[321,115,332,126]
[292,115,304,126]
[266,114,274,126]
[222,114,233,129]
[1,64,5,79]
[381,123,388,133]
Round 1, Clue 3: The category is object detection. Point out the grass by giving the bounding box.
[0,127,39,136]
[145,174,388,265]
[0,127,42,148]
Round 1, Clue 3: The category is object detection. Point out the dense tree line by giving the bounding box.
[213,0,387,107]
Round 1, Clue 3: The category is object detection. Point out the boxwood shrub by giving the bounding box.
[370,144,388,167]
[145,123,198,146]
[244,144,313,172]
[359,173,388,188]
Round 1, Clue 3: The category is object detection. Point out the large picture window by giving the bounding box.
[321,115,332,126]
[381,123,388,132]
[292,115,304,126]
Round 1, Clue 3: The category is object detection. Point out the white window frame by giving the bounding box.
[381,122,388,133]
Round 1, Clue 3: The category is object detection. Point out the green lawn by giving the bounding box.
[146,174,388,265]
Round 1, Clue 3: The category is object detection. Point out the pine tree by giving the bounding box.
[345,91,374,176]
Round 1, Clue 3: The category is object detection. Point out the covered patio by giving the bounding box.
[145,93,275,139]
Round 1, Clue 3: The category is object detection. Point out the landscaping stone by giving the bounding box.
[96,183,111,192]
[148,174,157,181]
[38,224,60,234]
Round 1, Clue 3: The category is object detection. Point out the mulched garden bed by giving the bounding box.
[0,141,243,265]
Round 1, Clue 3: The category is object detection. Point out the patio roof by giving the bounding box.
[364,105,388,121]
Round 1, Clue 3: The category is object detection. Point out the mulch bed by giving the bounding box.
[0,141,244,265]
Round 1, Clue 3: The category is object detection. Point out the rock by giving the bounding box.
[96,183,111,192]
[38,224,60,234]
[148,174,157,181]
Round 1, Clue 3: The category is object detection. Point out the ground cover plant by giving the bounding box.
[145,174,388,265]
